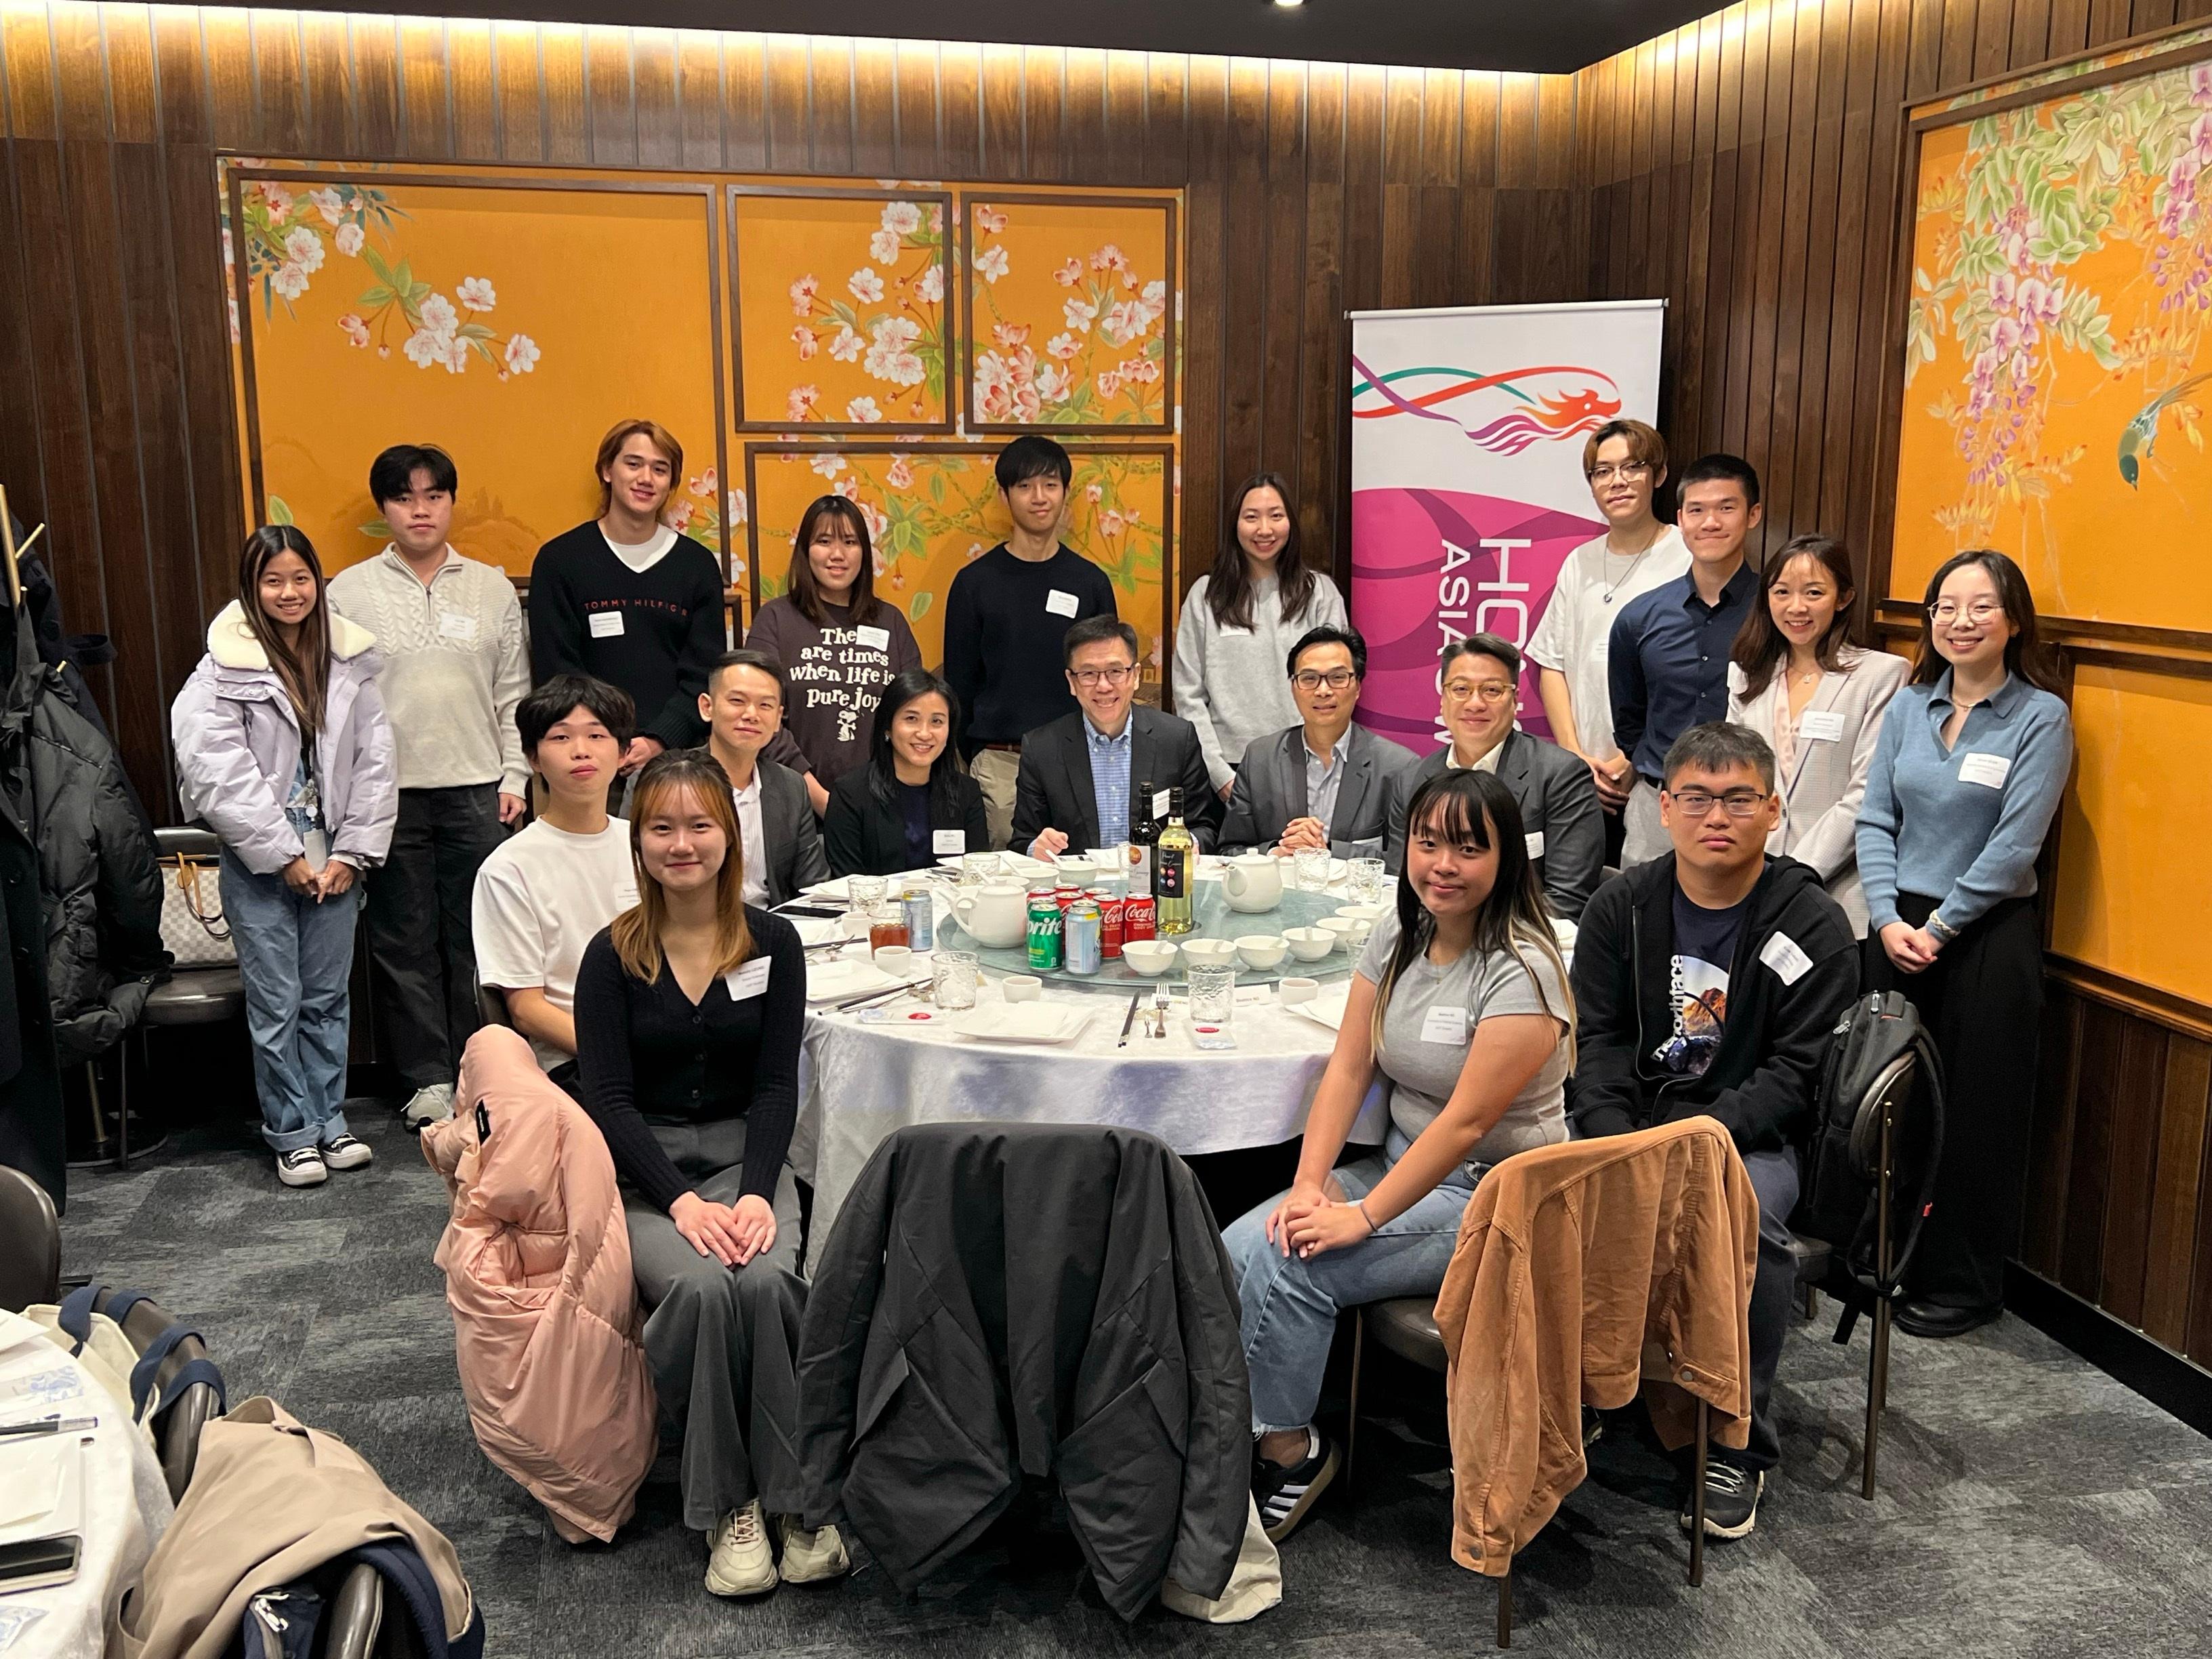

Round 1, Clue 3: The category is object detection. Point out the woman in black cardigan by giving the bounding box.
[823,668,990,876]
[573,749,845,1597]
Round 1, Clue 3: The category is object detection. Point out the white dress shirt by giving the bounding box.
[730,773,769,905]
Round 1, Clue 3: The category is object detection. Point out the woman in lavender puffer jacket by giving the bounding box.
[171,526,397,1188]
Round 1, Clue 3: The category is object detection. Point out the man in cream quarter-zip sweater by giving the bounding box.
[328,443,530,1132]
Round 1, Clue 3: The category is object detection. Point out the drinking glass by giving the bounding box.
[867,898,910,954]
[849,874,888,911]
[1349,857,1387,905]
[1187,964,1237,1025]
[1294,846,1332,893]
[960,852,1001,888]
[931,949,979,1010]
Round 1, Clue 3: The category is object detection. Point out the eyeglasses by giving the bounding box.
[1927,600,2004,626]
[1292,669,1357,691]
[1442,680,1515,706]
[1070,665,1136,688]
[1666,789,1768,818]
[1586,462,1652,484]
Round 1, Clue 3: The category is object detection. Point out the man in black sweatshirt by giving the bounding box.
[941,434,1118,848]
[1569,721,1858,1544]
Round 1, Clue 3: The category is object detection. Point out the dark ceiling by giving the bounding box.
[300,2,1721,76]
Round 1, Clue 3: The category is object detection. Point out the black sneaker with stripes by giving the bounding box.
[1252,1428,1339,1544]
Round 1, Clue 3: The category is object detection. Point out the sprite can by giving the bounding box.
[1026,889,1063,971]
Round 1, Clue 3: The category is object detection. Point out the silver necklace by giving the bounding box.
[1601,533,1662,604]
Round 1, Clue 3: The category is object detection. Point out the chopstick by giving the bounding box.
[1116,990,1142,1048]
[821,978,929,1012]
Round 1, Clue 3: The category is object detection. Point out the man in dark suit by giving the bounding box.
[1384,633,1604,920]
[1221,626,1420,857]
[1012,616,1223,858]
[699,649,832,905]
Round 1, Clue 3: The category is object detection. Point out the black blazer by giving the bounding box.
[726,755,832,907]
[1218,722,1422,856]
[1382,729,1605,920]
[823,766,991,877]
[1008,706,1225,854]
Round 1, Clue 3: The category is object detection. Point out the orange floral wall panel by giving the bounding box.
[731,188,955,431]
[744,444,1173,675]
[962,197,1176,432]
[228,168,726,577]
[1891,38,2212,628]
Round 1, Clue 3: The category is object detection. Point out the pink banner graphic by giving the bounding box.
[1349,488,1603,752]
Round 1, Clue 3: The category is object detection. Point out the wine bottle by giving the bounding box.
[1155,786,1195,935]
[1130,779,1158,893]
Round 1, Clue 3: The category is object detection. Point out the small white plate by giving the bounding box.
[951,1004,1093,1045]
[806,958,912,1004]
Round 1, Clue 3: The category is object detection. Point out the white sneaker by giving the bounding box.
[401,1084,455,1130]
[705,1500,775,1597]
[275,1147,328,1187]
[775,1515,850,1584]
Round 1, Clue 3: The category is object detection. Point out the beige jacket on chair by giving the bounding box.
[1431,1118,1759,1577]
[421,1025,657,1544]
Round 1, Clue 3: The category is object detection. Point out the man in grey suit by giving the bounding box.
[1221,626,1419,858]
[699,649,832,905]
[1012,616,1223,857]
[1384,634,1605,920]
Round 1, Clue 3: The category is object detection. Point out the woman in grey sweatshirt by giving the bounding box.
[1171,472,1348,796]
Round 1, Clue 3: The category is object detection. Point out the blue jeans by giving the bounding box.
[220,849,361,1152]
[1224,1128,1482,1433]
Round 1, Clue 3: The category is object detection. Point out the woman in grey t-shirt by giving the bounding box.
[1224,769,1574,1544]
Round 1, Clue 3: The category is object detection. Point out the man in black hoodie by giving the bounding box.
[1569,722,1857,1542]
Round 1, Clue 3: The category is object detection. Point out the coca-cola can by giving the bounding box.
[1091,889,1125,958]
[1123,895,1157,943]
[1054,883,1082,913]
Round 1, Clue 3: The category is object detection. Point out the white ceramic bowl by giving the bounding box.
[1282,926,1335,962]
[872,945,914,977]
[1317,916,1366,949]
[1121,940,1179,976]
[1234,934,1289,971]
[1333,903,1387,924]
[1278,977,1319,1005]
[1178,938,1237,969]
[1001,974,1044,1002]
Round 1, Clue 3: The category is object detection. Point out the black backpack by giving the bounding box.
[1796,991,1946,1305]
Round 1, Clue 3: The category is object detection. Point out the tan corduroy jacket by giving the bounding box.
[112,1397,476,1659]
[1432,1117,1759,1576]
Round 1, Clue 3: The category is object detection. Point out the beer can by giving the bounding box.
[902,883,935,951]
[1026,890,1063,971]
[1092,889,1126,958]
[1123,895,1157,943]
[1065,898,1103,975]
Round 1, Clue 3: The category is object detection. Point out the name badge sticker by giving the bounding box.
[1799,710,1846,743]
[1045,588,1080,618]
[1418,1005,1471,1046]
[436,611,479,644]
[1759,932,1814,986]
[588,611,626,638]
[726,958,773,1002]
[1958,752,2012,789]
[1219,626,1254,638]
[1525,832,1546,859]
[932,829,967,854]
[855,624,891,651]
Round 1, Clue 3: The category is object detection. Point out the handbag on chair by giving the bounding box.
[157,850,235,968]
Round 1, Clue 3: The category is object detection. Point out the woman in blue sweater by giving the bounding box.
[1856,549,2072,1339]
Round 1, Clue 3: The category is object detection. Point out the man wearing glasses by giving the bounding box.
[1528,419,1689,866]
[1381,635,1603,920]
[1218,626,1418,857]
[1568,721,1858,1545]
[1012,615,1222,860]
[1608,453,1765,865]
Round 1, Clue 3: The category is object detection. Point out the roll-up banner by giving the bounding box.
[1347,300,1665,750]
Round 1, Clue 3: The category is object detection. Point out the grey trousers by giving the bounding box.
[624,1118,807,1533]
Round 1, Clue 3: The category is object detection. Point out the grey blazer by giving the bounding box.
[1008,705,1225,853]
[1726,647,1911,935]
[1218,722,1421,857]
[756,754,832,905]
[1382,729,1605,920]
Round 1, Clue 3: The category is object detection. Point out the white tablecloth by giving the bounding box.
[795,976,1386,1243]
[0,1315,173,1659]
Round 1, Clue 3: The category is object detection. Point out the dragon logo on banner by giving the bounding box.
[1350,360,1624,456]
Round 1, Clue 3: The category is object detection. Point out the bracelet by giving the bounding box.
[1925,912,1958,945]
[1355,1198,1378,1233]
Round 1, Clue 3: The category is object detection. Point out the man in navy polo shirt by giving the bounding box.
[1607,453,1763,865]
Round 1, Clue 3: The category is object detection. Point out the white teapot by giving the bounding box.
[1221,854,1284,913]
[949,881,1029,948]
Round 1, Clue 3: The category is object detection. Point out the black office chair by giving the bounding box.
[0,1164,61,1311]
[91,1289,224,1503]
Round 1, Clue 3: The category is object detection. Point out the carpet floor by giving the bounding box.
[59,1105,2212,1658]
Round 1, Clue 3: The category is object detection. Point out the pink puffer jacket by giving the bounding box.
[422,1026,657,1542]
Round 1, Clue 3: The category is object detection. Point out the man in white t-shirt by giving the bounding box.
[471,674,640,1080]
[1527,418,1689,863]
